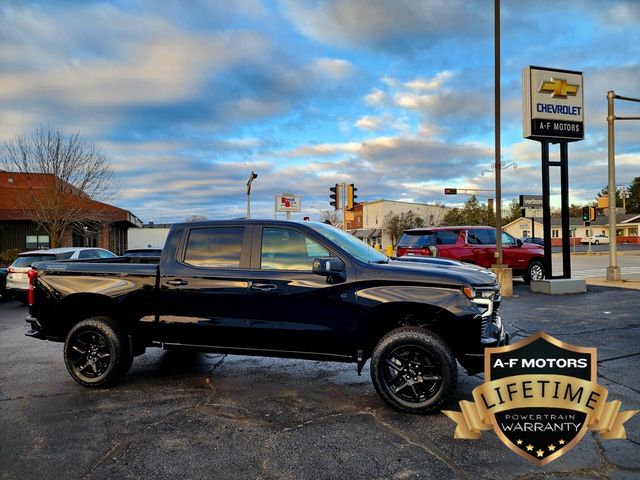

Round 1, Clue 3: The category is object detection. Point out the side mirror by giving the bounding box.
[313,257,345,276]
[517,239,523,247]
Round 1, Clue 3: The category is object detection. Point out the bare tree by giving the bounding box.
[185,215,209,222]
[1,126,118,247]
[320,210,338,224]
[383,210,425,246]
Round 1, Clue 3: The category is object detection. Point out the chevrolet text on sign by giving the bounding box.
[523,66,584,142]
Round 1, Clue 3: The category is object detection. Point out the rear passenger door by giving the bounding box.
[466,229,496,267]
[158,225,253,346]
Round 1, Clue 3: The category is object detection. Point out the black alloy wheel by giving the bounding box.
[370,327,457,413]
[68,330,112,378]
[64,317,132,387]
[383,344,443,403]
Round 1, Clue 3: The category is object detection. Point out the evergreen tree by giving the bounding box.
[626,177,640,213]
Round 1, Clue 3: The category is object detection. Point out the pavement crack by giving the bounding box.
[257,411,347,480]
[596,371,640,394]
[0,391,73,402]
[362,409,469,480]
[598,351,640,363]
[204,354,227,391]
[79,402,201,480]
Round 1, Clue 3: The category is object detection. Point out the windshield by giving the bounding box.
[306,222,389,263]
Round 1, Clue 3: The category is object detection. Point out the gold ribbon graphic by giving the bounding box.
[442,374,638,440]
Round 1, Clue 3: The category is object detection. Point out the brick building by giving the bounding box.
[0,172,142,255]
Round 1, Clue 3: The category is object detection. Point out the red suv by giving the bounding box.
[396,226,545,283]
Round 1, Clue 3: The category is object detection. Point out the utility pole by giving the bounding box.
[606,91,640,280]
[494,0,503,266]
[246,171,258,219]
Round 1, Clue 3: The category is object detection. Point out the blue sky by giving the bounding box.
[1,0,639,222]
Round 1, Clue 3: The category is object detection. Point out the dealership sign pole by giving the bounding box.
[523,66,584,280]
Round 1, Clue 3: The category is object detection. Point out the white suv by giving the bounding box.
[6,247,116,302]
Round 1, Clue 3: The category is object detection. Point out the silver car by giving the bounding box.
[6,247,116,302]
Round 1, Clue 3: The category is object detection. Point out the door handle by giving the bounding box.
[251,283,277,291]
[166,279,188,286]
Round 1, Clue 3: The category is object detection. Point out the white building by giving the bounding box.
[127,223,171,249]
[347,199,450,248]
[503,213,640,245]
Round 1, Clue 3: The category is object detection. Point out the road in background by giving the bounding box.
[552,248,640,281]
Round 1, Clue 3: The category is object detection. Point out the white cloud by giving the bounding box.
[355,116,383,131]
[364,88,387,107]
[310,58,354,80]
[404,71,454,91]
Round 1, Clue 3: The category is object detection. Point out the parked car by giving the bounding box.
[397,226,545,283]
[26,220,508,413]
[0,267,7,301]
[123,248,163,257]
[521,237,545,246]
[6,247,116,302]
[580,234,609,245]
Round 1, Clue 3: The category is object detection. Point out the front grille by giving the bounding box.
[481,316,489,336]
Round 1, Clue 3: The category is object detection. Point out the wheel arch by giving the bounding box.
[363,301,459,358]
[55,293,121,339]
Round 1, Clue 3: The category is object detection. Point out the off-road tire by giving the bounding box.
[370,327,457,413]
[63,316,132,387]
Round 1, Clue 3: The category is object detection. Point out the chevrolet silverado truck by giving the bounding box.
[26,220,508,413]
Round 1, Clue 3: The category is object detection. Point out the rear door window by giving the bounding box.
[183,227,244,268]
[397,231,435,247]
[467,229,496,245]
[435,230,460,245]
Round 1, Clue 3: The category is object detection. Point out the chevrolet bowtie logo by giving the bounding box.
[538,78,579,98]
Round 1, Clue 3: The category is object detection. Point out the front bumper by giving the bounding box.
[461,313,509,374]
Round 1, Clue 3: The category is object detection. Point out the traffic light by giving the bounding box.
[582,206,589,221]
[582,206,596,222]
[444,188,457,195]
[347,183,358,210]
[330,184,340,210]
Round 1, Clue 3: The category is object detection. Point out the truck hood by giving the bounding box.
[361,258,498,288]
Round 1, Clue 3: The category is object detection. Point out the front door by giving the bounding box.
[246,226,359,357]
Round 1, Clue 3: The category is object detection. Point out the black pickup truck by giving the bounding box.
[26,220,508,413]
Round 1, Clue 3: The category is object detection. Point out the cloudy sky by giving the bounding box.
[1,0,639,222]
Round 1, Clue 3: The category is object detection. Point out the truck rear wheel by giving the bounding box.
[63,317,132,387]
[370,327,457,413]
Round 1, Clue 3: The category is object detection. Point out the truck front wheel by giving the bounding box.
[370,327,457,413]
[63,317,132,387]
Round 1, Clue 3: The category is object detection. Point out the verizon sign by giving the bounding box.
[523,66,584,141]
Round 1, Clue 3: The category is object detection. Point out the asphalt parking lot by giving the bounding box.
[1,284,639,480]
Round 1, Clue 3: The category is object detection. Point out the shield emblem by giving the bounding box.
[485,332,596,465]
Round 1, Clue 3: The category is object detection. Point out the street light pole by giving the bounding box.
[494,0,503,266]
[246,171,258,219]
